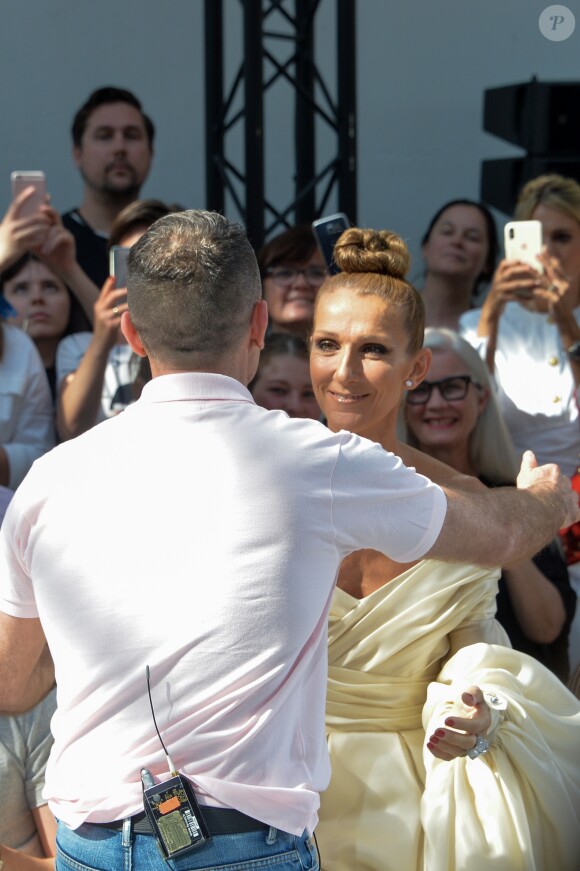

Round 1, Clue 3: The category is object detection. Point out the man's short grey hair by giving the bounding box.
[127,210,262,366]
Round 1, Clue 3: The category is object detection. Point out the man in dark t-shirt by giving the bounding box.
[62,87,154,329]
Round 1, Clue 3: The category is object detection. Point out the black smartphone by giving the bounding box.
[312,213,351,274]
[109,245,131,288]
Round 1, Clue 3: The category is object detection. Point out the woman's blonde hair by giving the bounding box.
[515,174,580,224]
[314,227,425,353]
[403,328,519,484]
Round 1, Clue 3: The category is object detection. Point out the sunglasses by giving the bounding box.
[406,375,482,405]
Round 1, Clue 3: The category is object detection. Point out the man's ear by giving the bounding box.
[121,311,147,357]
[250,299,269,350]
[72,145,82,169]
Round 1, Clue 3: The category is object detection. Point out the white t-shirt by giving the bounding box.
[0,325,54,489]
[56,333,140,423]
[0,373,446,835]
[460,303,580,477]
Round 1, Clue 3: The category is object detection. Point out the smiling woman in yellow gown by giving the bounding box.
[310,227,580,871]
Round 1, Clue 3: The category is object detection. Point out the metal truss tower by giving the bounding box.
[204,0,356,250]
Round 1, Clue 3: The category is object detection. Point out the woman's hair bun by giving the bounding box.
[333,228,410,279]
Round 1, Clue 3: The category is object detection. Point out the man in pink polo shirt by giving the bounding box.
[0,211,577,870]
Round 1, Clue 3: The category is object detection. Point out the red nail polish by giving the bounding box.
[435,729,445,738]
[429,736,439,744]
[445,718,455,728]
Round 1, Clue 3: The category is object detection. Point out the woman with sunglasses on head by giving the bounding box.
[403,328,575,683]
[258,226,327,337]
[310,227,580,871]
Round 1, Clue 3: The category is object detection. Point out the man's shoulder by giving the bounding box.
[61,209,81,228]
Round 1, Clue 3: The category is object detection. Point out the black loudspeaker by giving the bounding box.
[481,156,580,216]
[483,80,580,155]
[481,78,580,214]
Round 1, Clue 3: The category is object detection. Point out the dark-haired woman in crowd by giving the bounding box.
[258,226,327,337]
[311,226,580,871]
[420,199,498,329]
[249,332,321,419]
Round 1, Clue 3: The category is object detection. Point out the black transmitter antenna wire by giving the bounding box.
[146,665,177,776]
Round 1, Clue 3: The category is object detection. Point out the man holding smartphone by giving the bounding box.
[62,87,155,309]
[0,211,577,871]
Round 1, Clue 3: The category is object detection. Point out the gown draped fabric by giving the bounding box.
[317,561,580,871]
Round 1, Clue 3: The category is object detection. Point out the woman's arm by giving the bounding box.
[476,258,539,372]
[0,191,52,273]
[0,846,53,870]
[36,213,100,326]
[31,807,57,860]
[502,559,566,643]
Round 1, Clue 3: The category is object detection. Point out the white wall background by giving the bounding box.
[0,0,577,274]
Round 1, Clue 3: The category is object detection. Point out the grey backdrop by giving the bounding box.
[1,0,577,273]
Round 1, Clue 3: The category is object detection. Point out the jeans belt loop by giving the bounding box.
[121,817,131,848]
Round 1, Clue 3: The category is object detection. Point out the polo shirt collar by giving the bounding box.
[139,372,255,404]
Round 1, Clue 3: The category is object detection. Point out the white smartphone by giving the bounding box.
[312,212,351,274]
[504,220,543,270]
[11,171,46,217]
[109,245,131,288]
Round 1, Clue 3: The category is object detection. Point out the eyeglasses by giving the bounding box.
[265,266,327,287]
[406,375,482,405]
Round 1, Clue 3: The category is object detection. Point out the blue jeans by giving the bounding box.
[56,820,319,870]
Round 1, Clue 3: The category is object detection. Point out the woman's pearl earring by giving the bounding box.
[405,380,413,388]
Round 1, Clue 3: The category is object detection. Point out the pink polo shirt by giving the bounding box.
[0,373,446,835]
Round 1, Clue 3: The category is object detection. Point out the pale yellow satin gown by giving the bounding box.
[317,561,580,871]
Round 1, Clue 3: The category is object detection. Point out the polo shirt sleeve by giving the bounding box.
[329,432,447,563]
[0,488,38,618]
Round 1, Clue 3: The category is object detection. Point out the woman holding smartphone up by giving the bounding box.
[459,174,580,479]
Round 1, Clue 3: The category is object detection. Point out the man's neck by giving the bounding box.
[77,190,138,235]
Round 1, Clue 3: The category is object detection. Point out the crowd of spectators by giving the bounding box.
[1,83,579,869]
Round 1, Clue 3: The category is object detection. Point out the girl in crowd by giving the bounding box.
[403,327,575,682]
[1,255,71,400]
[420,199,498,329]
[258,225,327,337]
[56,200,175,439]
[249,332,321,419]
[310,226,580,871]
